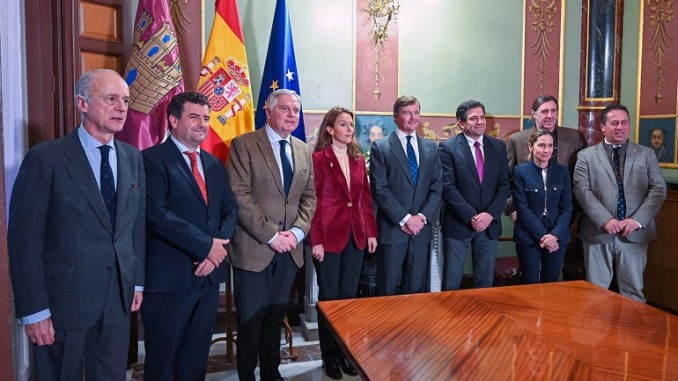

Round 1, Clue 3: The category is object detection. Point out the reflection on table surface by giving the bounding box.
[317,281,677,380]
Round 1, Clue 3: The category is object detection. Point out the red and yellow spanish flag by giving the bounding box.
[197,0,254,163]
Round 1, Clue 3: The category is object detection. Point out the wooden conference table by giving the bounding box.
[317,281,677,380]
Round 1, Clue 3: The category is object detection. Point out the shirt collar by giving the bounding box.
[463,133,484,146]
[78,124,115,152]
[603,138,628,148]
[395,128,417,142]
[266,124,291,145]
[170,135,200,154]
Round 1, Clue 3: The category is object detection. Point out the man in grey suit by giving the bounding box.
[8,69,145,380]
[370,95,442,296]
[573,104,666,302]
[227,89,316,381]
[438,100,510,290]
[505,95,586,220]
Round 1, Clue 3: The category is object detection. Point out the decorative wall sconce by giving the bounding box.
[365,0,400,99]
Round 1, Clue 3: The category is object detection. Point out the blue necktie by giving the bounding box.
[279,140,293,196]
[612,146,626,219]
[406,135,419,185]
[98,145,116,226]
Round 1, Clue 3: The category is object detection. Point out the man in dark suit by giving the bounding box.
[8,69,145,380]
[369,95,442,296]
[227,89,316,381]
[438,100,510,290]
[141,92,237,380]
[573,104,666,302]
[505,95,586,220]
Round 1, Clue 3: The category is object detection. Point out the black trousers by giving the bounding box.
[233,253,298,381]
[314,236,364,361]
[141,277,219,381]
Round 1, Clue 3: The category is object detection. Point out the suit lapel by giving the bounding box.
[458,134,481,184]
[414,136,431,191]
[324,146,350,199]
[64,132,114,233]
[114,143,133,230]
[256,129,286,197]
[593,144,617,182]
[623,143,639,182]
[289,137,309,195]
[164,141,207,206]
[390,133,415,187]
[202,152,222,207]
[482,138,499,182]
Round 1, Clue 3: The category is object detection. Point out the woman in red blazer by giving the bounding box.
[309,106,378,379]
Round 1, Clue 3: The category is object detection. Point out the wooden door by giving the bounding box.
[25,0,131,146]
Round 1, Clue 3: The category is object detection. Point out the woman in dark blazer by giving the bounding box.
[512,129,572,284]
[309,106,378,379]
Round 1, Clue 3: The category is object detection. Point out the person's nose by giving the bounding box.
[115,99,128,110]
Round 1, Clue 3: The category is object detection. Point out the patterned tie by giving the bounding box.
[184,151,208,204]
[98,145,116,226]
[612,146,626,219]
[279,140,293,196]
[474,141,484,184]
[406,135,419,185]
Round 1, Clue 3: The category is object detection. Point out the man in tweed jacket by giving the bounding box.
[227,89,316,381]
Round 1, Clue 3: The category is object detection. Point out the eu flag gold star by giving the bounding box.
[270,80,280,91]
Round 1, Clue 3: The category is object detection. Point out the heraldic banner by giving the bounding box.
[254,0,305,142]
[118,0,184,150]
[198,0,254,163]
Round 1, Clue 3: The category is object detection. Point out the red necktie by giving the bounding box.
[184,151,207,203]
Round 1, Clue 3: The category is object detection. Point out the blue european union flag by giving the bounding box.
[254,0,305,141]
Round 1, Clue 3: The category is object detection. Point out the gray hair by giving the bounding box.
[266,89,301,110]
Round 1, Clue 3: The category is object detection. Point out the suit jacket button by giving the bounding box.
[347,202,353,207]
[106,266,113,272]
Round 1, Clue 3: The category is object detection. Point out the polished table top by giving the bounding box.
[317,281,677,380]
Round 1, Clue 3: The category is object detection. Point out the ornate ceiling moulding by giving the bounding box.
[365,0,400,100]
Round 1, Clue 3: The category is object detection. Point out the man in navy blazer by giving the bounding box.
[8,69,145,380]
[370,95,442,295]
[141,92,237,380]
[438,100,510,290]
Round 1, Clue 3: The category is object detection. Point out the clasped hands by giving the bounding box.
[471,212,493,232]
[270,231,298,253]
[401,215,425,235]
[539,234,559,253]
[194,238,230,277]
[602,218,640,236]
